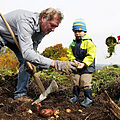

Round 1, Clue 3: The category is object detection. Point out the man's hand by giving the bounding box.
[54,60,77,74]
[25,64,36,75]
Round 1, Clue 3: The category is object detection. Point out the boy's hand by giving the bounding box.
[74,60,85,69]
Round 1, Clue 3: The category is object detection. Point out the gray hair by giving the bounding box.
[39,8,64,23]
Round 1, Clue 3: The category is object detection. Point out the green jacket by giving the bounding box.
[67,34,96,74]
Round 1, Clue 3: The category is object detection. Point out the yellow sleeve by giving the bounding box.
[82,40,96,66]
[67,46,76,61]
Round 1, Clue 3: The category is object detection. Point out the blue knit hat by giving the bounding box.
[72,19,87,32]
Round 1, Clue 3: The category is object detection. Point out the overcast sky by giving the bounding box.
[1,0,120,65]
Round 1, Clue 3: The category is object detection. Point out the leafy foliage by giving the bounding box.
[0,44,69,75]
[92,65,120,92]
[36,69,73,86]
[59,57,69,61]
[105,35,117,58]
[36,64,120,95]
[0,47,19,75]
[0,44,120,96]
[41,43,68,60]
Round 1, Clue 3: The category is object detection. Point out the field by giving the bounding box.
[0,66,120,120]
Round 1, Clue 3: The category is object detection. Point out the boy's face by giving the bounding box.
[73,30,85,39]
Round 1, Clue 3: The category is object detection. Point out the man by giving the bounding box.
[0,8,76,102]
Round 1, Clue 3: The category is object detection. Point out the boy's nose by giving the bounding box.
[76,31,79,34]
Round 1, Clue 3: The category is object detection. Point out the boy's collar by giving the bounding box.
[73,34,91,41]
[74,34,86,41]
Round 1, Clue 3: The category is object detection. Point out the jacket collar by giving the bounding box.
[73,34,92,42]
[33,13,41,33]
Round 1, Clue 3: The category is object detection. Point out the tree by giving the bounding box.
[41,43,69,61]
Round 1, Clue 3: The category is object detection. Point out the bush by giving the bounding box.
[92,65,120,92]
[0,44,69,74]
[0,47,19,74]
[41,44,68,60]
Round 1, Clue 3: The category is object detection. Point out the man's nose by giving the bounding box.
[51,27,55,32]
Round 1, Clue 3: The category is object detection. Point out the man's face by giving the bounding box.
[40,15,59,35]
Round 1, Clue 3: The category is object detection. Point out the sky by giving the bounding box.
[1,0,120,65]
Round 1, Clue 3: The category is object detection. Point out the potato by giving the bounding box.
[78,109,83,112]
[40,109,54,117]
[66,109,71,113]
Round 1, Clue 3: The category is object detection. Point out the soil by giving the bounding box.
[0,74,120,120]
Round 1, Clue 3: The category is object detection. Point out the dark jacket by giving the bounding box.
[67,34,96,74]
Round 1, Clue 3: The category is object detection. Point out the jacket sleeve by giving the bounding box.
[82,40,96,66]
[67,46,76,61]
[17,20,53,69]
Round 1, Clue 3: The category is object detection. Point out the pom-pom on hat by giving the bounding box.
[72,18,87,32]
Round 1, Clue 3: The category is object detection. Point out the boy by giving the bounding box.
[67,19,96,107]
